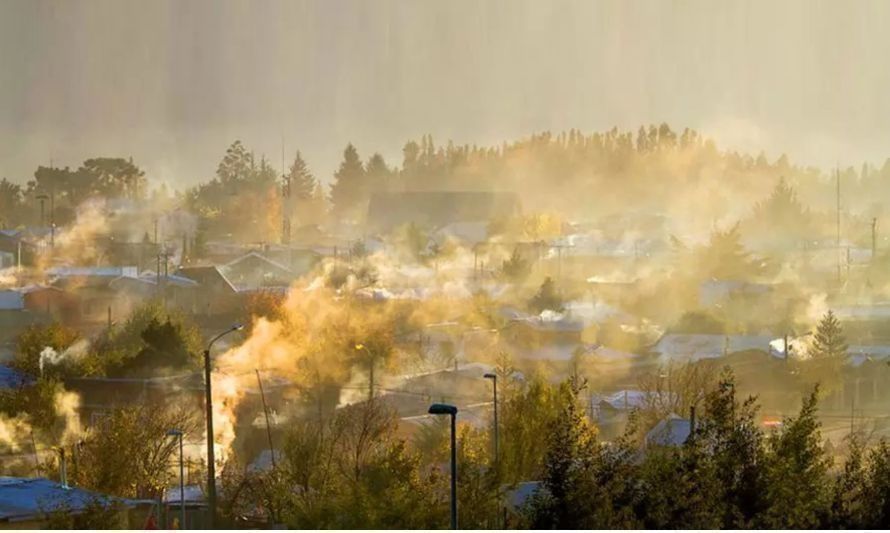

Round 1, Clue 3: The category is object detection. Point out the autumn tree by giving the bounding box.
[0,178,28,226]
[13,322,81,379]
[71,402,198,499]
[525,377,599,528]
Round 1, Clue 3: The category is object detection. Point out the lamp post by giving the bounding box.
[483,373,498,464]
[167,429,185,529]
[203,324,243,528]
[428,403,458,529]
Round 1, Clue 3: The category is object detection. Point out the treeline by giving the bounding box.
[6,124,890,240]
[0,158,145,227]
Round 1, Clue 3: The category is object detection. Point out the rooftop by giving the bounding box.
[0,477,148,522]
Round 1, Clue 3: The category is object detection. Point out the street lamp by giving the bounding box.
[483,373,498,464]
[167,429,185,529]
[428,403,458,529]
[204,323,243,527]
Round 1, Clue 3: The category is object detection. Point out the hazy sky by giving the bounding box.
[1,0,889,189]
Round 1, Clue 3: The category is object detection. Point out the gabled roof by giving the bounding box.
[224,251,294,274]
[645,414,692,447]
[174,266,238,293]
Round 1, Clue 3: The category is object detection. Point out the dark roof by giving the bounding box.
[174,266,238,293]
[367,191,521,230]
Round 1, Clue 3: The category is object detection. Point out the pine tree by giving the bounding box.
[803,310,847,393]
[285,151,317,201]
[810,310,848,360]
[365,153,391,196]
[760,388,832,528]
[329,143,365,219]
[529,277,564,313]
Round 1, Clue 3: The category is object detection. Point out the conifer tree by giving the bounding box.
[810,310,848,360]
[329,143,365,219]
[285,151,317,201]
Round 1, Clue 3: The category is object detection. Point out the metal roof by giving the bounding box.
[0,477,148,522]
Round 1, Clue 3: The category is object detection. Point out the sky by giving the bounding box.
[1,0,889,190]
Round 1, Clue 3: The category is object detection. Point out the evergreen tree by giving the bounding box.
[285,151,317,201]
[759,388,832,528]
[529,277,564,313]
[329,143,365,219]
[697,370,767,527]
[501,247,531,282]
[810,310,848,360]
[364,153,392,196]
[699,223,755,280]
[803,310,847,393]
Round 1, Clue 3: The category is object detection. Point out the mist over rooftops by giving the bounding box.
[367,191,521,231]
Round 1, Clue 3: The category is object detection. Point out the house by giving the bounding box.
[594,389,677,439]
[650,333,775,363]
[645,414,692,448]
[399,362,496,401]
[162,484,208,529]
[0,477,153,529]
[106,272,199,315]
[174,265,241,317]
[499,307,590,346]
[46,267,140,324]
[220,252,296,291]
[397,401,493,440]
[367,191,522,231]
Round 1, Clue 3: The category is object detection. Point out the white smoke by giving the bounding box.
[38,339,90,376]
